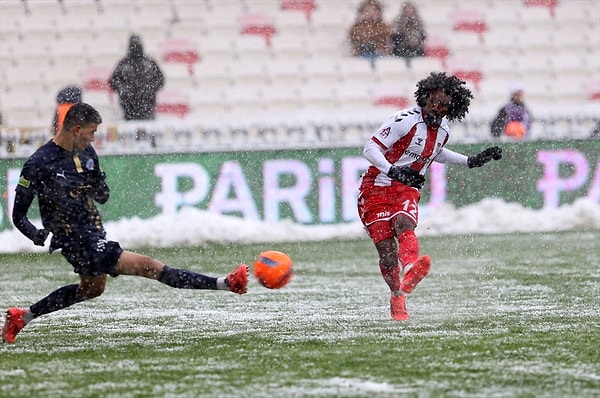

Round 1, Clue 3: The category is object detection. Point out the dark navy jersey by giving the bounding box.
[13,140,110,249]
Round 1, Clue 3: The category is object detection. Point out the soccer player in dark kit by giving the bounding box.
[3,103,248,343]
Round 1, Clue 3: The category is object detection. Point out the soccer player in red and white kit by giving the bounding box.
[358,72,502,320]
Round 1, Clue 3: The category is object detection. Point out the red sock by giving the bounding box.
[379,262,401,292]
[398,230,419,268]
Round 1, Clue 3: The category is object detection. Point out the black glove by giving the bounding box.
[387,166,425,189]
[33,229,49,246]
[467,146,503,168]
[89,169,110,204]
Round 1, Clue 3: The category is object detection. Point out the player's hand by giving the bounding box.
[89,169,106,184]
[33,229,49,246]
[387,166,425,189]
[70,185,93,197]
[467,146,503,168]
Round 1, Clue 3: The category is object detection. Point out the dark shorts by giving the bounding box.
[60,233,123,277]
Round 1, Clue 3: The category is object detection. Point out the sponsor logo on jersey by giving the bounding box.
[404,149,430,164]
[376,211,390,218]
[379,127,391,139]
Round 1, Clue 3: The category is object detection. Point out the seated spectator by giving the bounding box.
[390,1,426,67]
[109,34,165,121]
[348,0,390,66]
[52,85,82,135]
[490,81,532,139]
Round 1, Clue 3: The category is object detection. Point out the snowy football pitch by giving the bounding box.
[1,231,599,398]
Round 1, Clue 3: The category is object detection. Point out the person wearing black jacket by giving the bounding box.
[109,34,165,120]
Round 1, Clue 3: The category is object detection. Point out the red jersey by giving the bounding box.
[360,106,456,189]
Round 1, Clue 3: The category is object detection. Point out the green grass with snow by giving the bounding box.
[1,231,599,397]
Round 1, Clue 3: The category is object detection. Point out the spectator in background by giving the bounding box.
[490,81,532,139]
[52,85,82,135]
[109,34,164,121]
[348,0,390,67]
[390,2,426,67]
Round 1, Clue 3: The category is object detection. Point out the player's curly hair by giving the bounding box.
[414,72,473,122]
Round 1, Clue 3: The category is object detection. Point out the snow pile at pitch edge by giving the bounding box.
[0,198,598,253]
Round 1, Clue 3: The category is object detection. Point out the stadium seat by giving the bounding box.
[156,90,190,118]
[336,57,377,84]
[232,35,273,62]
[333,81,373,112]
[452,9,488,43]
[280,0,317,23]
[587,79,600,101]
[228,60,268,87]
[193,59,233,91]
[188,86,228,118]
[372,57,411,85]
[300,59,339,85]
[161,38,200,79]
[82,65,111,92]
[262,83,302,115]
[296,83,337,113]
[224,85,266,118]
[264,59,305,86]
[424,36,450,68]
[269,33,309,61]
[446,58,483,91]
[81,65,114,104]
[523,0,557,18]
[372,83,410,110]
[240,13,277,47]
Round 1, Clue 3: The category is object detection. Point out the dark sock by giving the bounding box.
[158,265,217,290]
[30,284,85,318]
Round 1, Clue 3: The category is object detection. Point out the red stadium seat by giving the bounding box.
[240,13,277,47]
[82,66,111,91]
[587,80,600,101]
[523,0,557,17]
[161,38,200,79]
[280,0,317,23]
[373,84,410,109]
[82,65,113,103]
[424,36,451,68]
[447,58,483,91]
[156,90,190,118]
[452,9,488,43]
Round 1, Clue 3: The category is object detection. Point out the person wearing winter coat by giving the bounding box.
[390,2,426,66]
[109,34,165,121]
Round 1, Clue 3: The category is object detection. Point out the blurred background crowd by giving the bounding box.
[0,0,599,156]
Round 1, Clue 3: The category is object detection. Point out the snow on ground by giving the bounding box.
[0,198,598,254]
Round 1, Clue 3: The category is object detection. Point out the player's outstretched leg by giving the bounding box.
[226,264,248,294]
[2,308,27,344]
[401,255,431,294]
[390,293,409,321]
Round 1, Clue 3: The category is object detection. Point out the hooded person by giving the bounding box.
[52,85,82,135]
[109,34,165,121]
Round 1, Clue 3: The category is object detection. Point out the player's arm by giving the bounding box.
[363,139,424,188]
[435,147,503,168]
[87,148,110,204]
[90,167,110,204]
[12,185,48,246]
